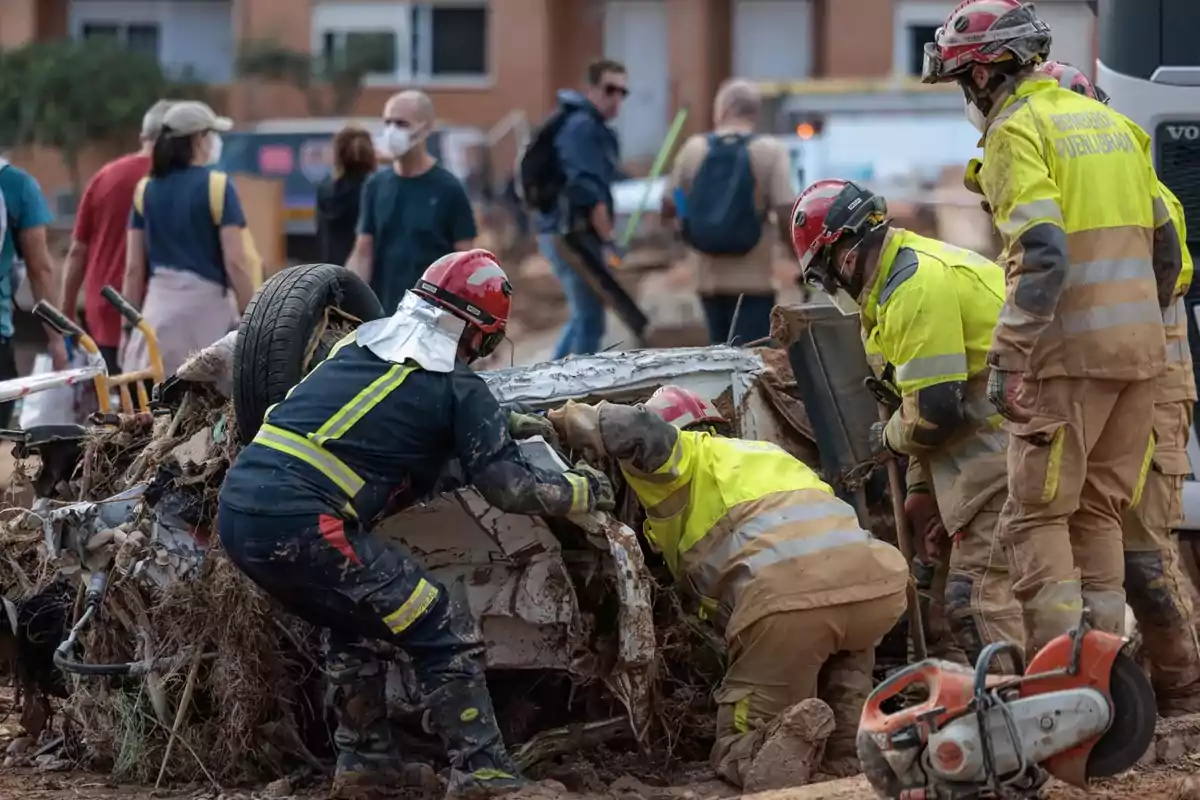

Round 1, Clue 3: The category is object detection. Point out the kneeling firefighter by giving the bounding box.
[537,388,908,790]
[790,179,1025,672]
[218,250,615,800]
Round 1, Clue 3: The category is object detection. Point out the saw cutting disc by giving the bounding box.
[1086,651,1157,778]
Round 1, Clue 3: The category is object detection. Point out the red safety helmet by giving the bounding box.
[921,0,1051,85]
[790,179,887,298]
[644,385,727,430]
[1036,60,1110,105]
[412,249,512,359]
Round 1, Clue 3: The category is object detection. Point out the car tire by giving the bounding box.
[233,264,383,442]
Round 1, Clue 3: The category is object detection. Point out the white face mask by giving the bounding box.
[384,124,413,158]
[206,132,223,165]
[964,98,988,134]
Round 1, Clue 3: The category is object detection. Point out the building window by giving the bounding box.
[321,30,399,76]
[906,24,939,76]
[313,2,488,84]
[82,21,161,60]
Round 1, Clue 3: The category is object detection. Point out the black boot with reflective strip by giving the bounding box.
[424,677,527,799]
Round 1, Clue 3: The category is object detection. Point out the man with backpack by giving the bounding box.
[523,59,626,358]
[663,80,795,346]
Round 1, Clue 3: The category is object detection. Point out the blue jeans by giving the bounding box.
[539,233,606,358]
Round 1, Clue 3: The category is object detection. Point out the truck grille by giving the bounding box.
[1155,121,1200,250]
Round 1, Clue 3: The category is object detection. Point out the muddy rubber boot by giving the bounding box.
[742,698,835,793]
[327,648,439,799]
[425,678,528,800]
[332,754,441,799]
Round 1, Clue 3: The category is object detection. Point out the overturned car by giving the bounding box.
[0,266,904,783]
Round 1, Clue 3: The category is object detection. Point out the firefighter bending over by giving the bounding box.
[790,178,1025,671]
[533,387,907,791]
[218,250,614,800]
[923,0,1184,651]
[1029,60,1200,715]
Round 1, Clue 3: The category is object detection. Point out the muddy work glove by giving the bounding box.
[987,368,1030,423]
[569,462,616,512]
[508,410,556,442]
[869,420,900,463]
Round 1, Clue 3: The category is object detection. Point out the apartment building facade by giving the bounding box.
[0,0,1097,203]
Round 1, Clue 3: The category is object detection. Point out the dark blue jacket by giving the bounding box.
[537,90,620,235]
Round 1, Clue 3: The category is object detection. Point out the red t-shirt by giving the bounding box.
[72,153,151,347]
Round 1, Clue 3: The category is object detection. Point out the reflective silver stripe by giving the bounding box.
[997,302,1035,328]
[1060,300,1164,335]
[991,96,1030,129]
[997,198,1063,237]
[1066,258,1152,288]
[742,527,871,576]
[1154,195,1171,228]
[565,471,590,513]
[1164,297,1185,326]
[1167,338,1190,364]
[692,501,861,596]
[896,352,969,384]
[931,430,1008,489]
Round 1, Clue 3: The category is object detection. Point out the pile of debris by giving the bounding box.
[1,335,834,788]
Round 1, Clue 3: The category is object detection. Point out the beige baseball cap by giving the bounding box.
[162,101,233,137]
[141,100,175,139]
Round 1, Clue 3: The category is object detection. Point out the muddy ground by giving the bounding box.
[5,683,1200,800]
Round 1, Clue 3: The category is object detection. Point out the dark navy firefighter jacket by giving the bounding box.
[219,335,591,525]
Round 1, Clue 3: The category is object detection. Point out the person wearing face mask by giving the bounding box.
[922,0,1182,654]
[346,90,477,313]
[122,101,255,377]
[790,179,1025,673]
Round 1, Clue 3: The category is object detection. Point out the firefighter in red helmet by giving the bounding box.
[791,178,1024,674]
[219,250,614,800]
[924,0,1183,654]
[546,384,908,790]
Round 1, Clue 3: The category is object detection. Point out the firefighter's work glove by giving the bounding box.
[508,411,556,442]
[987,368,1031,423]
[864,376,901,412]
[904,488,948,564]
[547,401,606,455]
[570,461,615,512]
[869,421,899,464]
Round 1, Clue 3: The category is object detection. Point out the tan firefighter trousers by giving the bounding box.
[945,490,1026,672]
[711,591,906,788]
[1000,376,1156,652]
[1123,400,1200,707]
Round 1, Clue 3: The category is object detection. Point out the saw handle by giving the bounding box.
[860,661,946,732]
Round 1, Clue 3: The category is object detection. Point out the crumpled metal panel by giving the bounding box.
[375,487,582,671]
[482,346,765,408]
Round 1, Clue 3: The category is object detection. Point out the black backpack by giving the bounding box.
[681,133,764,256]
[517,109,572,214]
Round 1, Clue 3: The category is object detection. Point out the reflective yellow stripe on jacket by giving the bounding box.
[252,361,418,515]
[622,432,907,638]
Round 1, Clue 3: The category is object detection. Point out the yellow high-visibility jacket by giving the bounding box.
[860,228,1009,532]
[553,401,907,639]
[978,76,1179,381]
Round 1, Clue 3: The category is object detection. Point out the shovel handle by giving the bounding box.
[879,402,929,661]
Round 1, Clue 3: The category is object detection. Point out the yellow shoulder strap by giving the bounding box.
[134,177,150,215]
[208,170,227,226]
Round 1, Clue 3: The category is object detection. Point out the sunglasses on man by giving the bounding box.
[603,84,630,99]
